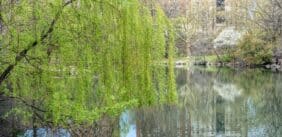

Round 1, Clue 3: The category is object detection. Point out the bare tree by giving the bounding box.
[255,0,282,40]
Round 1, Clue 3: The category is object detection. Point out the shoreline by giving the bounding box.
[192,60,282,72]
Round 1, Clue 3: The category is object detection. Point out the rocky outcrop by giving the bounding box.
[265,58,282,71]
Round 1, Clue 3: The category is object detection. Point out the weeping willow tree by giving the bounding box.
[0,0,176,128]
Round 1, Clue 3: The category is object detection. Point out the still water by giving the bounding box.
[120,67,282,137]
[1,67,282,136]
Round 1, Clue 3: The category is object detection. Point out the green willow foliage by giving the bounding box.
[0,0,176,126]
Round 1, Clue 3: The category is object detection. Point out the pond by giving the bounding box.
[1,67,282,136]
[120,67,282,137]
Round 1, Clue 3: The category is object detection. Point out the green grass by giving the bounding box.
[192,54,233,63]
[205,55,218,62]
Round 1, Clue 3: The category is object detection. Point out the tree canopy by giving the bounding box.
[0,0,176,127]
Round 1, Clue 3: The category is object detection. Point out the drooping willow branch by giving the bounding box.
[0,0,75,87]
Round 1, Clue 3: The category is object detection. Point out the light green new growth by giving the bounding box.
[0,0,176,126]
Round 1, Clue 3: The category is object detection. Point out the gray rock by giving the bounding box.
[278,59,282,65]
[270,64,281,71]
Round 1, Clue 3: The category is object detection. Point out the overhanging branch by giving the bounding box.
[0,0,75,87]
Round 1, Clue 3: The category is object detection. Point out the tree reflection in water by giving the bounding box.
[120,67,282,137]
